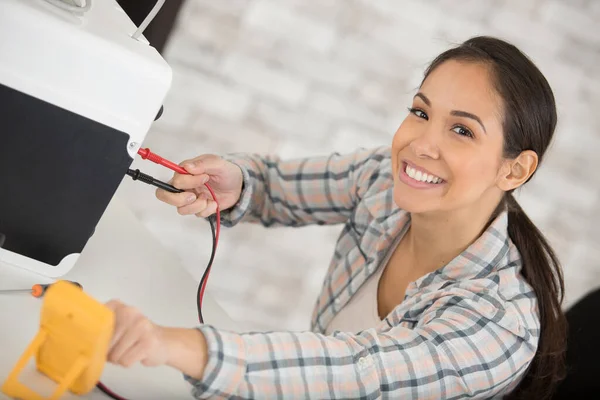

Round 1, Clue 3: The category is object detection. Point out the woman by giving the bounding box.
[105,36,567,399]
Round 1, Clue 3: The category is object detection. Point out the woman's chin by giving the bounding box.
[393,185,444,214]
[393,191,424,213]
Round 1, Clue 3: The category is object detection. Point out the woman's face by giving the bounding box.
[391,60,508,214]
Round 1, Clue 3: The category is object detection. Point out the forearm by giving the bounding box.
[221,148,387,228]
[182,306,536,399]
[161,327,208,381]
[223,153,350,228]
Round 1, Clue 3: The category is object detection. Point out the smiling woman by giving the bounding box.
[102,36,566,400]
[388,43,566,398]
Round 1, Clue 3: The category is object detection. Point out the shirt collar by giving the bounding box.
[412,211,510,290]
[364,186,511,287]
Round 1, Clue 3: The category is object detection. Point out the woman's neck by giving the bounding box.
[406,199,502,273]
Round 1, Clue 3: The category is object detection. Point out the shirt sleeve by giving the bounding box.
[217,147,389,228]
[183,293,539,399]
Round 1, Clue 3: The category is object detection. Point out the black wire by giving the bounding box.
[198,216,217,324]
[97,216,217,399]
[126,169,183,194]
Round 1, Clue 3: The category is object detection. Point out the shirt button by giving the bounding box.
[334,298,341,305]
[358,357,370,370]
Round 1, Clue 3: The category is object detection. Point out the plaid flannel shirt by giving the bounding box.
[184,146,540,399]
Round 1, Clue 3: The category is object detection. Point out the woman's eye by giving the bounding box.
[408,107,428,120]
[452,126,474,138]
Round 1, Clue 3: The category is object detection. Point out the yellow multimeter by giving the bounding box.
[1,280,114,400]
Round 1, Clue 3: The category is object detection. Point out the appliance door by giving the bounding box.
[0,83,133,268]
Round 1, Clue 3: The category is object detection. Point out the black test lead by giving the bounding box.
[125,168,183,193]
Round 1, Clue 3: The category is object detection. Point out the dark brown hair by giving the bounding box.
[421,36,567,399]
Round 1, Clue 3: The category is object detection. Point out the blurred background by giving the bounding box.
[117,0,600,332]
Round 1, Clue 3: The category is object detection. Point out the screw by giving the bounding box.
[129,142,138,149]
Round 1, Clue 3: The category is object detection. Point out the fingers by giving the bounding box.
[152,153,222,217]
[119,339,154,368]
[179,155,224,176]
[156,188,198,208]
[156,188,217,217]
[171,173,210,191]
[176,195,208,216]
[105,301,158,366]
[155,173,210,208]
[105,301,142,359]
[117,340,146,368]
[104,300,168,369]
[177,193,218,217]
[106,300,127,347]
[105,299,122,311]
[196,198,218,218]
[108,315,148,363]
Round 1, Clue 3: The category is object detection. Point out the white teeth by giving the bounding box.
[404,165,442,184]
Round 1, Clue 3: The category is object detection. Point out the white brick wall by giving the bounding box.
[489,8,567,55]
[270,45,361,90]
[121,0,600,332]
[244,1,338,53]
[222,53,310,105]
[173,68,252,120]
[540,1,600,45]
[249,100,331,143]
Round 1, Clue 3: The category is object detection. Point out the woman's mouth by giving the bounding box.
[399,162,445,189]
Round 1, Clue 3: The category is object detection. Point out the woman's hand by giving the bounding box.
[155,154,244,218]
[106,300,209,380]
[105,300,169,368]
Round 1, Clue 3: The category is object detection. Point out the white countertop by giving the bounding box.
[0,190,239,399]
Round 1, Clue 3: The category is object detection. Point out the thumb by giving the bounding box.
[105,299,123,311]
[180,155,224,176]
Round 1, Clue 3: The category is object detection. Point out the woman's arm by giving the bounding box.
[105,287,538,399]
[182,296,537,399]
[219,146,389,228]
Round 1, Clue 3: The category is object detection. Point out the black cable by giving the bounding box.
[126,169,183,193]
[198,216,217,324]
[96,202,218,399]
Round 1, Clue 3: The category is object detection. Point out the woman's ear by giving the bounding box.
[497,150,539,191]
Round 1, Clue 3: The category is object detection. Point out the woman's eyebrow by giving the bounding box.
[450,110,487,133]
[414,92,487,134]
[414,92,431,106]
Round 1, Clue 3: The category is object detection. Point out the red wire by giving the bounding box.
[137,147,221,317]
[97,382,128,400]
[198,185,220,321]
[97,148,221,399]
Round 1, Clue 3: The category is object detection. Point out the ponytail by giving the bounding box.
[422,36,567,398]
[504,193,568,399]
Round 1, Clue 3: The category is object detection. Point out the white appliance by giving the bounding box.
[0,0,172,277]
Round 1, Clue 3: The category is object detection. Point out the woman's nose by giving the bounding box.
[409,130,440,160]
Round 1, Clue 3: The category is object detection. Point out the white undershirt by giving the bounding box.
[325,264,386,335]
[325,225,407,335]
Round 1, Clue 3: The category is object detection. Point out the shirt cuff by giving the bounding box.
[184,325,247,399]
[217,155,254,227]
